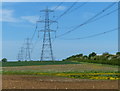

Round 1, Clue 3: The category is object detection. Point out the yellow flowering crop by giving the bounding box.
[53,73,120,80]
[31,72,120,80]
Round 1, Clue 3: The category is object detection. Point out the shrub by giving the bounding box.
[1,58,7,62]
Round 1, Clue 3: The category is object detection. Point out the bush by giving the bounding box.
[63,52,120,66]
[1,58,7,62]
[116,52,120,55]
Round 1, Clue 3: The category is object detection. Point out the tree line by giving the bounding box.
[63,52,120,66]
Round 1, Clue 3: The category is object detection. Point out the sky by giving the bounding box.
[1,2,118,61]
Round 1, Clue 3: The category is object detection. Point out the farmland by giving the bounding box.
[1,61,119,89]
[2,61,79,67]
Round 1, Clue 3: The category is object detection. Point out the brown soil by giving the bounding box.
[2,75,119,89]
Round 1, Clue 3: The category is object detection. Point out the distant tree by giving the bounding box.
[83,55,88,59]
[18,60,21,62]
[1,58,7,62]
[102,52,112,60]
[116,52,120,55]
[78,54,83,57]
[102,52,109,56]
[89,52,97,58]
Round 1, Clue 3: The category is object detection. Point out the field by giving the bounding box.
[1,61,120,89]
[1,61,79,67]
[2,75,119,89]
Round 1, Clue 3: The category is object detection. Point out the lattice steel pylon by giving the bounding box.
[25,38,31,61]
[17,47,24,61]
[38,7,57,61]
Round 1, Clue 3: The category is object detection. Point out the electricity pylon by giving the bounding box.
[25,38,31,61]
[38,7,57,61]
[17,47,24,61]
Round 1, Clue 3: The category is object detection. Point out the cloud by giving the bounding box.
[51,6,67,11]
[0,9,39,24]
[20,16,39,23]
[0,9,19,22]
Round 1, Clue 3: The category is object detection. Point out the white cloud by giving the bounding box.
[20,16,39,23]
[0,9,19,22]
[0,9,39,24]
[51,6,67,11]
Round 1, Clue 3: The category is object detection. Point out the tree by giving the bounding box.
[116,52,120,55]
[102,52,109,56]
[89,52,97,58]
[77,54,83,57]
[18,60,21,62]
[83,55,88,59]
[1,58,7,62]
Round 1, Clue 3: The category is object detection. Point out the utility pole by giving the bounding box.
[38,7,57,61]
[25,38,31,61]
[17,47,24,61]
[17,53,21,61]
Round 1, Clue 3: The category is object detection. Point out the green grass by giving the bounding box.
[79,62,119,68]
[2,61,80,67]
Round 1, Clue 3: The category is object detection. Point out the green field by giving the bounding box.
[2,61,80,67]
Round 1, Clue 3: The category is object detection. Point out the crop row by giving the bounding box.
[2,71,120,80]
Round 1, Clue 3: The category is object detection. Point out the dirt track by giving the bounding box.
[2,75,119,89]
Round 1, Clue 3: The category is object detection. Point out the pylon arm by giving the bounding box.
[40,9,54,12]
[39,29,56,32]
[37,20,57,23]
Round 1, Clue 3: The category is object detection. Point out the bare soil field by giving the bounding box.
[2,75,119,89]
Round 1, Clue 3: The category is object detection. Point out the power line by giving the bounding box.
[54,2,87,33]
[31,22,38,42]
[52,2,64,11]
[56,2,117,38]
[31,13,42,41]
[49,1,85,28]
[60,27,118,40]
[89,7,120,23]
[55,0,78,20]
[31,38,39,54]
[67,2,87,14]
[57,8,120,29]
[59,7,119,30]
[50,1,79,36]
[42,1,79,40]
